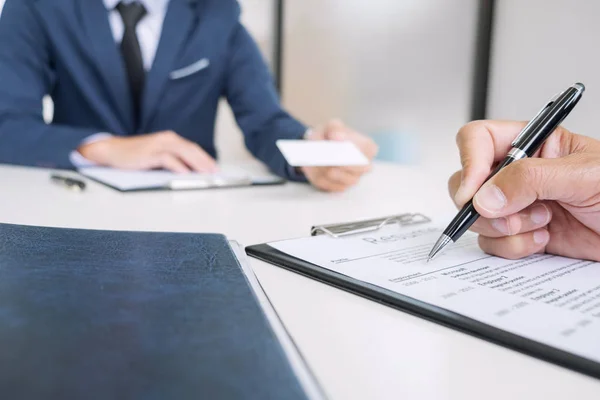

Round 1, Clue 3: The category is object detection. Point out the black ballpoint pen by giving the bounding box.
[428,82,585,261]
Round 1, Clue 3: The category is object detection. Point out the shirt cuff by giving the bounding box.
[69,133,113,168]
[285,164,308,182]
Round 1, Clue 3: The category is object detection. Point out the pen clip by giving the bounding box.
[511,91,560,147]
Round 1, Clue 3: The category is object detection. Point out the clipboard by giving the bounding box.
[78,167,286,192]
[0,223,314,399]
[246,214,600,381]
[310,213,431,238]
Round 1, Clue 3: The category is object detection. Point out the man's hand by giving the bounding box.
[302,120,378,192]
[78,131,217,173]
[448,120,600,261]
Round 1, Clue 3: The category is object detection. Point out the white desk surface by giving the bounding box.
[1,162,599,400]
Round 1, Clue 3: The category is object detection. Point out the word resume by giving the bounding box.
[269,224,600,364]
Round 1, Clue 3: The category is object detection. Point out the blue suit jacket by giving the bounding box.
[0,0,307,180]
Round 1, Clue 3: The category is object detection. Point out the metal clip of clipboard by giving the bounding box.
[310,213,431,238]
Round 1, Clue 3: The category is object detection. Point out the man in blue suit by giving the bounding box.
[0,0,377,192]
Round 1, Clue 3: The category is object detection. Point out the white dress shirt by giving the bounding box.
[104,0,169,71]
[70,0,170,166]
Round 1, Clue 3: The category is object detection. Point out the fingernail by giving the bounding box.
[491,217,510,235]
[474,184,507,213]
[530,204,549,225]
[533,229,550,245]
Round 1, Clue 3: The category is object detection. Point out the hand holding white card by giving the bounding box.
[276,140,369,167]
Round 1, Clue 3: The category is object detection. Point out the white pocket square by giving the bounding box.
[170,58,210,80]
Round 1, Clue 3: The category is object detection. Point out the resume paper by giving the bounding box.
[268,224,600,363]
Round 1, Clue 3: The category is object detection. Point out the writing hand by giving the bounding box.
[448,120,600,261]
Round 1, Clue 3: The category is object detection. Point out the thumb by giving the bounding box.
[323,119,348,141]
[472,156,582,218]
[454,158,493,207]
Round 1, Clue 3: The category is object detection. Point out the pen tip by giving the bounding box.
[427,234,453,262]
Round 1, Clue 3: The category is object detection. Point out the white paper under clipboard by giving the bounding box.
[310,213,431,238]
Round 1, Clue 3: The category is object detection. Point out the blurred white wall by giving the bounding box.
[488,0,600,139]
[282,0,479,176]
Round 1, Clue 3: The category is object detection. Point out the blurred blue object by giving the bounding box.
[369,131,420,164]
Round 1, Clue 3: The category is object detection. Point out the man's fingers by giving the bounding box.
[312,119,378,163]
[457,121,527,163]
[177,143,218,173]
[357,137,378,160]
[450,169,552,238]
[303,167,360,192]
[472,154,598,219]
[454,121,528,206]
[454,121,579,210]
[306,172,349,192]
[448,170,462,207]
[321,119,379,160]
[154,154,190,173]
[305,128,324,141]
[323,167,361,187]
[158,132,217,173]
[478,228,550,259]
[323,119,347,141]
[335,165,372,176]
[468,203,552,238]
[315,180,348,193]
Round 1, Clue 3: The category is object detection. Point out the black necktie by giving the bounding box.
[116,1,147,127]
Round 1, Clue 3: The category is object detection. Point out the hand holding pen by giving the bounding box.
[429,83,587,261]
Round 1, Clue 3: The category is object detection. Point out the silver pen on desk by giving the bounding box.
[50,173,86,191]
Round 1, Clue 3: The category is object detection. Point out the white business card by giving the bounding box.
[276,140,369,167]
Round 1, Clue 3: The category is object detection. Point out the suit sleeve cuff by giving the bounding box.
[69,133,113,168]
[282,128,312,182]
[284,164,308,182]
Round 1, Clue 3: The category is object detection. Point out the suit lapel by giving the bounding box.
[76,0,134,132]
[140,0,202,130]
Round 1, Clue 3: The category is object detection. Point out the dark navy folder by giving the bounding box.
[0,223,311,399]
